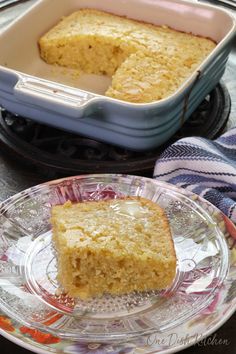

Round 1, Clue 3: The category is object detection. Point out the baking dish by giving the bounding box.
[0,0,235,151]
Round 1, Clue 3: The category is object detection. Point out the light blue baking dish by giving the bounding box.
[0,0,235,151]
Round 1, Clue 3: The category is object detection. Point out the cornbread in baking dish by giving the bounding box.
[51,197,176,299]
[39,9,216,103]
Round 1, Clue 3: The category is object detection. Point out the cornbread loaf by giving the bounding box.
[51,197,176,299]
[39,9,216,103]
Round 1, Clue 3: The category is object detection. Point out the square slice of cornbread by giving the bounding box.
[51,197,176,299]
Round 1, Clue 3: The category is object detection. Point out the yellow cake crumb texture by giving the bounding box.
[51,196,177,299]
[39,9,216,103]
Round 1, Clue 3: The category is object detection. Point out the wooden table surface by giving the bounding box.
[0,1,235,353]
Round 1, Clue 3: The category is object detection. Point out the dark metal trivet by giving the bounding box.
[0,83,231,177]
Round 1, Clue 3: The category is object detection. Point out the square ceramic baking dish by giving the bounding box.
[0,0,235,151]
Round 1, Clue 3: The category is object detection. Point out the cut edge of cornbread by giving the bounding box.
[51,196,176,300]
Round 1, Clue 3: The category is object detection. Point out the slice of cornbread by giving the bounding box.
[39,9,141,76]
[51,197,176,299]
[39,9,216,103]
[105,51,193,103]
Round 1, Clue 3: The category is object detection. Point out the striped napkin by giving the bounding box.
[154,128,236,223]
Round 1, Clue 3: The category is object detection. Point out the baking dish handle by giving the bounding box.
[13,77,98,118]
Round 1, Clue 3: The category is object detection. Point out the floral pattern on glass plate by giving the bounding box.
[0,175,235,354]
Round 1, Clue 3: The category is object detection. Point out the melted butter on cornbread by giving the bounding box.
[51,197,176,299]
[39,9,216,103]
[110,199,151,218]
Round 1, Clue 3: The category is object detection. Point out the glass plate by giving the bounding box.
[0,174,229,342]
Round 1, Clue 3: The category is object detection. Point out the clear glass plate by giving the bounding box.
[0,174,229,342]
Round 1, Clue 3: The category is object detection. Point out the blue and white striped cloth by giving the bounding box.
[154,127,236,223]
